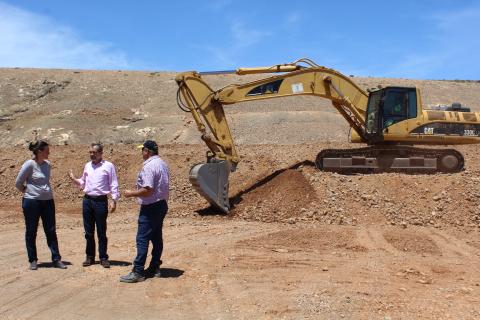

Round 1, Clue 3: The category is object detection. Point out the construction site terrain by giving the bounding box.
[1,68,480,319]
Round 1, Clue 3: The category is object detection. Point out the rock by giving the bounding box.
[418,278,433,284]
[460,287,473,294]
[361,194,371,200]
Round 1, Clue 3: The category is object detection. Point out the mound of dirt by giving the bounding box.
[230,168,318,222]
[237,227,367,253]
[383,230,441,255]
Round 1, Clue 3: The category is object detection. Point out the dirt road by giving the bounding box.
[1,212,480,319]
[1,144,480,319]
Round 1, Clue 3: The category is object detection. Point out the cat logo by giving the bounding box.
[423,127,434,135]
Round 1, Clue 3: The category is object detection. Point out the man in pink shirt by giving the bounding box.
[69,143,119,268]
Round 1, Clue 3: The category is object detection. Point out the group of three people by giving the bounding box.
[15,139,169,283]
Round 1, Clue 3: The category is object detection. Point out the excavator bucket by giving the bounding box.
[189,160,230,213]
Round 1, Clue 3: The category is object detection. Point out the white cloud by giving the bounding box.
[386,5,480,79]
[206,0,233,11]
[193,19,272,68]
[286,12,301,25]
[231,20,271,49]
[0,2,131,69]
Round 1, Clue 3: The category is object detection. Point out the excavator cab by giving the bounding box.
[365,87,417,142]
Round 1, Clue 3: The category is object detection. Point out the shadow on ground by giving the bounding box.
[159,268,184,278]
[106,260,132,267]
[37,261,73,268]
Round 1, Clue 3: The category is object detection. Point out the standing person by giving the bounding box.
[15,140,67,270]
[120,140,169,283]
[68,143,119,268]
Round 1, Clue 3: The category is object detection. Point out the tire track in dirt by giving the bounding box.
[0,280,60,315]
[355,227,399,255]
[426,228,480,258]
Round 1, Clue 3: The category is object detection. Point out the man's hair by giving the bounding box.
[91,142,103,152]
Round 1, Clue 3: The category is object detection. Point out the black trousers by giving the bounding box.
[22,198,61,262]
[82,196,109,260]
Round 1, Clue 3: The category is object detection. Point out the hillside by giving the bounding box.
[1,68,479,147]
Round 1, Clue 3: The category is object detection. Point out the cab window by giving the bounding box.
[383,90,408,128]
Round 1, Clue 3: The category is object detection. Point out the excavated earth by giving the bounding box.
[1,68,480,319]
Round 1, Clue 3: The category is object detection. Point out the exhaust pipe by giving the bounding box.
[189,159,230,213]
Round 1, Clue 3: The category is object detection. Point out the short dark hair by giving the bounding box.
[91,143,103,152]
[28,140,49,156]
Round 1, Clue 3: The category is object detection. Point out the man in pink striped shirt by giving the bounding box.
[69,143,119,268]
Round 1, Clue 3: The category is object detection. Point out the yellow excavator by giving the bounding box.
[175,58,480,212]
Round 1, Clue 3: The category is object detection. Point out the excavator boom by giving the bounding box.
[176,59,370,165]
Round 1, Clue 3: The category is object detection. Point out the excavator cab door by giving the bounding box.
[365,89,384,142]
[381,88,411,131]
[366,87,417,143]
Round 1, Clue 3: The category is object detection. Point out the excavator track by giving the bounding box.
[316,145,464,174]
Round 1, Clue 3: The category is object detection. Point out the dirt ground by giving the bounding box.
[1,68,480,319]
[1,144,480,319]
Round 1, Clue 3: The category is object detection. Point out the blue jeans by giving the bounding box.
[82,197,109,260]
[22,198,61,262]
[133,200,168,274]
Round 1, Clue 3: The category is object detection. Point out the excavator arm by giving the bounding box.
[176,59,369,166]
[175,59,369,212]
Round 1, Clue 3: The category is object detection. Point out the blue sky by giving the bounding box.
[0,0,479,79]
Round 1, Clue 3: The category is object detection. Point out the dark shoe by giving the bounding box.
[120,272,145,283]
[29,260,38,270]
[82,256,95,267]
[145,265,161,278]
[100,259,110,268]
[53,260,67,269]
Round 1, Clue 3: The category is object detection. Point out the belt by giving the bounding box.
[84,194,108,201]
[140,199,167,207]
